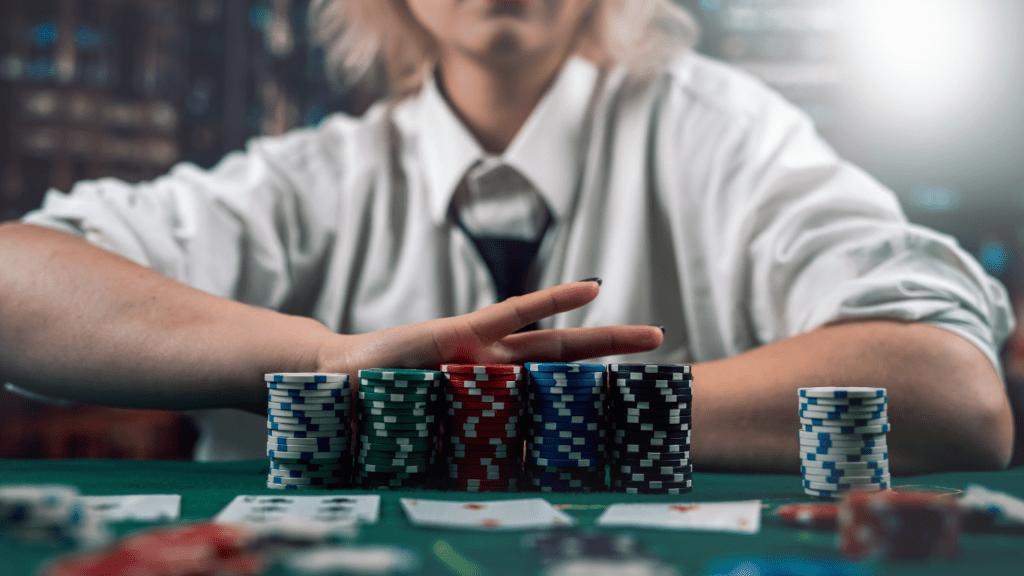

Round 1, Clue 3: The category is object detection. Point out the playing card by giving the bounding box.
[400,498,576,530]
[214,494,380,525]
[81,495,181,522]
[596,500,761,534]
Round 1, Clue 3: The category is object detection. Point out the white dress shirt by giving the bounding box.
[22,53,1014,461]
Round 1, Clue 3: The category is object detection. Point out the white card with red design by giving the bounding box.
[400,498,576,530]
[596,500,761,534]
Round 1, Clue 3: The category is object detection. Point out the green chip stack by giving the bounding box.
[354,369,443,489]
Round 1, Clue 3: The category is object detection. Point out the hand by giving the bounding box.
[319,280,663,381]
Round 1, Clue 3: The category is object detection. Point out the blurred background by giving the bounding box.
[1,0,1023,460]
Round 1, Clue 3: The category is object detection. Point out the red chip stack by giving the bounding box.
[440,364,525,492]
[838,491,962,560]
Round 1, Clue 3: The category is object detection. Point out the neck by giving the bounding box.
[437,48,571,154]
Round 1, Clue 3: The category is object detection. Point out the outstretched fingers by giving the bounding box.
[499,325,664,363]
[463,281,602,343]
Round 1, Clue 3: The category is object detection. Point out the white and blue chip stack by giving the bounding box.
[0,484,111,548]
[607,364,693,494]
[266,373,352,489]
[799,386,891,498]
[523,363,607,492]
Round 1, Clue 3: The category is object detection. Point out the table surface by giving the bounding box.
[2,459,1023,576]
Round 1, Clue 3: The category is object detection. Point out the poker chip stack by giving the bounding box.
[266,373,352,489]
[607,364,693,494]
[799,387,890,499]
[523,363,607,492]
[0,484,111,548]
[355,369,443,489]
[441,364,525,492]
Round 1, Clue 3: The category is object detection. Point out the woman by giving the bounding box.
[0,0,1014,470]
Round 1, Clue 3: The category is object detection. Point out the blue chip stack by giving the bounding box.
[354,369,442,489]
[266,373,352,489]
[607,364,693,494]
[523,362,607,492]
[799,387,890,499]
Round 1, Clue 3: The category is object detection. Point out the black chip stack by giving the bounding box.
[607,364,693,494]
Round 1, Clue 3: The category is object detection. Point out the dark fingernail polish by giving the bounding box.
[657,325,665,335]
[579,277,602,286]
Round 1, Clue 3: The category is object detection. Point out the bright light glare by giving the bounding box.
[841,0,997,122]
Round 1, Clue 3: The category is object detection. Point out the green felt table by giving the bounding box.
[1,459,1023,576]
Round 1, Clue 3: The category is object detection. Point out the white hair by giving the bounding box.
[309,0,699,97]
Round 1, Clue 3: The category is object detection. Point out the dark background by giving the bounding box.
[2,0,1022,460]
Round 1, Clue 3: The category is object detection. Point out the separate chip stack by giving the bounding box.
[441,364,525,492]
[799,386,890,499]
[607,364,693,494]
[355,369,443,489]
[0,484,111,548]
[523,363,607,492]
[266,373,352,489]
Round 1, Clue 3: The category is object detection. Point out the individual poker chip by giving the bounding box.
[268,387,348,398]
[612,417,692,429]
[800,397,886,408]
[801,467,889,479]
[527,445,605,458]
[610,363,691,375]
[610,479,693,493]
[444,447,518,458]
[798,444,888,456]
[358,427,435,439]
[269,430,346,440]
[529,456,602,467]
[799,387,885,399]
[530,422,605,434]
[268,407,349,418]
[798,402,886,413]
[622,407,691,417]
[610,450,691,462]
[530,399,605,411]
[804,479,890,492]
[448,386,521,398]
[527,435,604,448]
[528,388,604,399]
[802,450,888,462]
[613,380,692,392]
[799,416,887,427]
[358,421,432,432]
[270,458,346,469]
[359,462,430,474]
[448,414,522,426]
[798,430,887,442]
[268,437,348,449]
[529,383,604,395]
[359,413,437,425]
[802,423,889,435]
[359,389,438,402]
[441,364,522,374]
[447,397,525,409]
[358,377,439,389]
[267,415,346,425]
[531,405,604,419]
[359,368,442,381]
[268,422,347,432]
[267,400,348,411]
[618,394,692,405]
[444,434,511,446]
[798,408,887,419]
[267,475,347,486]
[446,407,524,417]
[800,459,888,471]
[356,454,433,467]
[266,372,348,383]
[451,429,520,439]
[360,385,437,396]
[442,455,516,466]
[267,449,346,460]
[270,467,348,479]
[450,422,519,433]
[445,381,522,392]
[608,440,690,453]
[525,362,605,373]
[802,440,887,452]
[619,399,691,410]
[448,393,524,404]
[802,467,892,479]
[362,407,433,419]
[445,373,524,383]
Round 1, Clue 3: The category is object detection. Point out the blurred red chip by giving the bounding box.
[441,364,523,374]
[838,491,961,560]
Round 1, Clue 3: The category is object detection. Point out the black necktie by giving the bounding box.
[456,161,551,326]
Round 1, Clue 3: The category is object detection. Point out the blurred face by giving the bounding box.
[404,0,596,66]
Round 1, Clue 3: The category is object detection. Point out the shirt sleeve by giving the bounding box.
[20,130,336,310]
[721,90,1014,375]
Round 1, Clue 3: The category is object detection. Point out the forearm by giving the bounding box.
[690,320,1013,474]
[0,223,331,411]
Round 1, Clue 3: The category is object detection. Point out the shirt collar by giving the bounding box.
[418,56,600,223]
